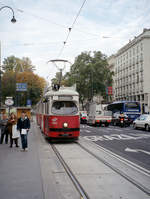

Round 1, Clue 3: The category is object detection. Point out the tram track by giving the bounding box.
[51,143,90,199]
[76,142,150,196]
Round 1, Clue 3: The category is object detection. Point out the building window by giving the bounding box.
[133,48,135,55]
[140,43,143,51]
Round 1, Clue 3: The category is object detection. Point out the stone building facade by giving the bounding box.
[110,28,150,113]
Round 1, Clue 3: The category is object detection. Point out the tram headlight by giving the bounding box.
[63,122,68,128]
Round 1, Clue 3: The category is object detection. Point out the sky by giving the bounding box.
[0,0,150,82]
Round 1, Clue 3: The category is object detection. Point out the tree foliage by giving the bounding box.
[1,56,46,106]
[63,51,113,106]
[2,56,35,72]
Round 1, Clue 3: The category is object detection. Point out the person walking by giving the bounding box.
[7,113,19,148]
[0,114,9,144]
[17,112,30,151]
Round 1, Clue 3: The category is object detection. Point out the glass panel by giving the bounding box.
[52,101,78,115]
[125,102,139,110]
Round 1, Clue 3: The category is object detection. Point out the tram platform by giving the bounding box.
[0,120,79,199]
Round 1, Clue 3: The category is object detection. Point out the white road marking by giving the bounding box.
[125,147,150,155]
[83,133,150,142]
[80,137,150,176]
[85,130,91,133]
[93,142,150,176]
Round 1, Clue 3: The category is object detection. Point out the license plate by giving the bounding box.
[62,134,69,137]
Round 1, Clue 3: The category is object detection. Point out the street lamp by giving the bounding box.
[0,6,17,23]
[0,6,17,117]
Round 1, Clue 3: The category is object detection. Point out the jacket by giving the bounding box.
[7,117,17,135]
[17,117,30,131]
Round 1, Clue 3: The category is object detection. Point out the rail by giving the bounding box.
[51,144,90,199]
[77,142,150,196]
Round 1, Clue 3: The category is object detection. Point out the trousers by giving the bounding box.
[20,134,28,149]
[10,133,19,147]
[0,129,8,144]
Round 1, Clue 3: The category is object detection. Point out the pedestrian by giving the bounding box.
[0,114,9,144]
[7,113,19,148]
[17,112,30,151]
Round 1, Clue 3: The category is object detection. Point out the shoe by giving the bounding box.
[25,148,28,151]
[16,145,19,148]
[10,146,12,148]
[20,149,25,151]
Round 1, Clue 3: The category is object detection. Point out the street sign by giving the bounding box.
[16,83,27,91]
[27,99,31,106]
[5,98,14,106]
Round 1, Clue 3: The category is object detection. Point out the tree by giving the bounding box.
[64,51,113,107]
[1,68,46,106]
[2,56,35,72]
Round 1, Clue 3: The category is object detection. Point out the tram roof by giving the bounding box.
[44,87,79,97]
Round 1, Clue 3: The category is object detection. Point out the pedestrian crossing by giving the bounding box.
[80,124,133,133]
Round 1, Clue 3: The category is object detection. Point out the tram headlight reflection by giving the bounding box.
[63,122,68,128]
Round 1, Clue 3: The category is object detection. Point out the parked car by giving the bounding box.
[133,114,150,131]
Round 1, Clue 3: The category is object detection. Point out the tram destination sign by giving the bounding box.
[16,83,27,91]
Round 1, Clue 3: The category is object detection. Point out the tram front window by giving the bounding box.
[52,101,78,115]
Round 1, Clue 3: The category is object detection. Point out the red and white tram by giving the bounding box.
[36,85,80,140]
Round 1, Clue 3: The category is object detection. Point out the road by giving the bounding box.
[80,124,150,171]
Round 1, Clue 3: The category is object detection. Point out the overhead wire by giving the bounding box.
[57,0,87,58]
[14,6,99,37]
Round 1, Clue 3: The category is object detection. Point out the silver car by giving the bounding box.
[133,114,150,131]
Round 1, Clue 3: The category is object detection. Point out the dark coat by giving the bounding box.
[0,118,8,132]
[17,117,30,131]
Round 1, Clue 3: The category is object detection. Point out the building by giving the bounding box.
[113,28,150,113]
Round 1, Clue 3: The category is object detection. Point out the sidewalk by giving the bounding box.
[0,121,63,199]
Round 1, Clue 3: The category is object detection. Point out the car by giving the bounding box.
[133,114,150,131]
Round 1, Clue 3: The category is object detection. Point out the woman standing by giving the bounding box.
[7,113,19,148]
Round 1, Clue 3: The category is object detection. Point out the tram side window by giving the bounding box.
[52,101,78,115]
[45,102,49,114]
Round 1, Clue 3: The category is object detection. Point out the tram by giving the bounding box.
[35,85,80,140]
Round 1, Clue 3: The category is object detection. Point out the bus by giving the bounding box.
[107,101,141,121]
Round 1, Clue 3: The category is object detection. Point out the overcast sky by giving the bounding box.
[0,0,150,81]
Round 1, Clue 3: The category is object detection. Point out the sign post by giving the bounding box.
[16,83,27,91]
[16,83,27,106]
[5,97,14,115]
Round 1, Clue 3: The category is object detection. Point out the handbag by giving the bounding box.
[12,125,20,139]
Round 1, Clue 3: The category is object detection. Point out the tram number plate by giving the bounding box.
[62,134,69,137]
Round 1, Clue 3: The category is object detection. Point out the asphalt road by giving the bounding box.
[80,124,150,171]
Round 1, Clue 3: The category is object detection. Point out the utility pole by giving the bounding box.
[0,6,17,115]
[0,41,2,117]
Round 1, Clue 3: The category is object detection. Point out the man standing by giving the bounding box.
[0,114,8,144]
[17,112,30,151]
